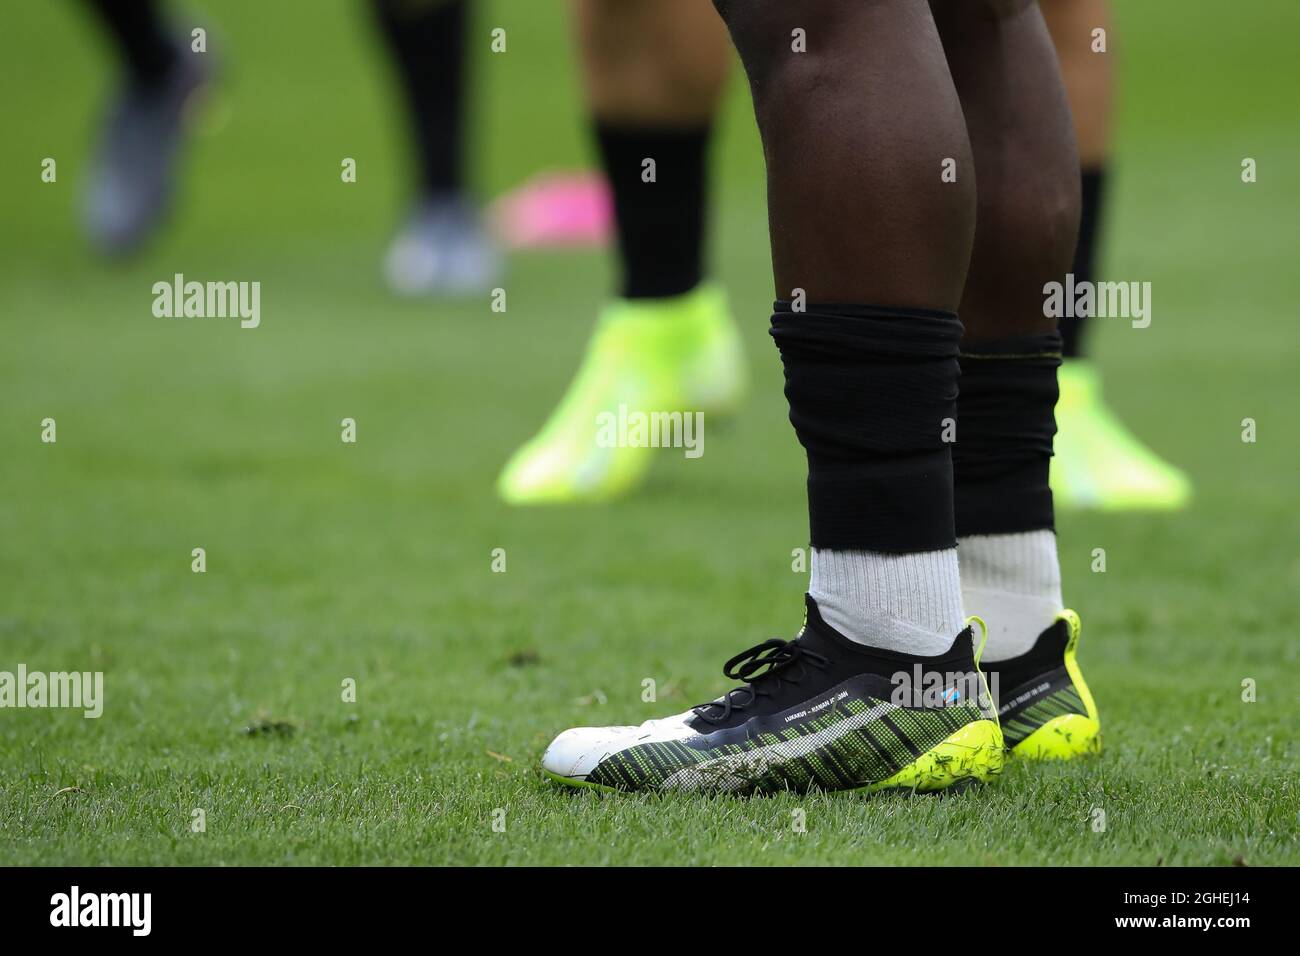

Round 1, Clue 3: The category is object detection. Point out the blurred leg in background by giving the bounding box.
[1043,0,1191,511]
[81,0,213,254]
[374,0,500,295]
[497,0,746,505]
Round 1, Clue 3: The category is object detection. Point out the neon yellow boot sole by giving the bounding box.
[869,718,1005,793]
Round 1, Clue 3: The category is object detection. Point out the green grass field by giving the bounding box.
[1,0,1296,865]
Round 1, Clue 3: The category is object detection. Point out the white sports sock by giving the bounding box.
[809,547,965,656]
[958,531,1063,661]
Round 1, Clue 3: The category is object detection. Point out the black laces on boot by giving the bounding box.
[692,638,830,725]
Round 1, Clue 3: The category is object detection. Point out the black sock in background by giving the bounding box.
[1060,167,1106,359]
[372,0,468,198]
[595,122,711,300]
[84,0,178,87]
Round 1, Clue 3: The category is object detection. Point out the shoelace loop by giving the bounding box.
[692,638,830,725]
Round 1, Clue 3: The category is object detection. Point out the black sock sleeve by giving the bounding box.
[953,334,1061,537]
[771,303,963,552]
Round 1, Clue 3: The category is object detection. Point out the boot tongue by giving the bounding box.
[796,593,856,656]
[800,592,825,636]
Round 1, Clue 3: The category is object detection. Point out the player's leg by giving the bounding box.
[1043,0,1191,510]
[543,0,1003,795]
[581,0,725,301]
[929,0,1099,758]
[81,0,213,253]
[374,0,499,295]
[498,0,745,505]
